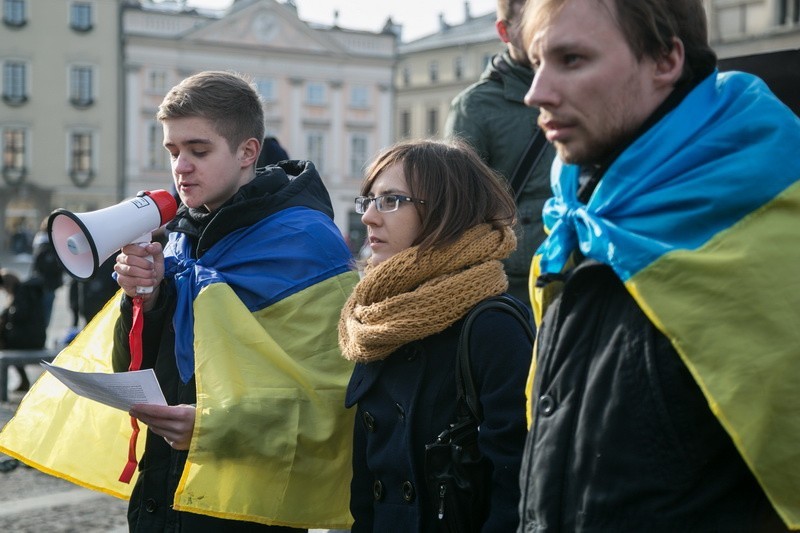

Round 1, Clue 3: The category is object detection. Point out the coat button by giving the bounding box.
[395,402,405,422]
[373,480,384,501]
[538,394,555,416]
[401,480,415,502]
[144,498,158,513]
[363,411,376,432]
[405,345,419,361]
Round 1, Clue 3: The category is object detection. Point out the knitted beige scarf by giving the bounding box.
[339,223,516,363]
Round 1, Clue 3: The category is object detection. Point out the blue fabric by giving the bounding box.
[537,70,800,281]
[164,206,353,382]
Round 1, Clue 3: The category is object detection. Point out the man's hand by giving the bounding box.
[114,241,164,310]
[129,403,196,451]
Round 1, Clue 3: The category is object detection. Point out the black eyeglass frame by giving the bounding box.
[354,194,426,214]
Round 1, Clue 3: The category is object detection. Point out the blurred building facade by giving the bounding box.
[122,0,396,252]
[1,0,122,253]
[1,0,798,256]
[394,7,501,141]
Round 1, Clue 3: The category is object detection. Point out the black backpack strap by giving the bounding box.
[488,55,550,201]
[509,129,549,201]
[455,295,535,423]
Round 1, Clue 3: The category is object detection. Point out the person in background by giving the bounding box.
[257,136,289,168]
[30,217,64,328]
[0,269,47,391]
[444,0,554,310]
[110,71,358,531]
[339,139,533,532]
[518,0,800,529]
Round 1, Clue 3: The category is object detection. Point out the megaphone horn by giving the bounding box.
[48,190,178,290]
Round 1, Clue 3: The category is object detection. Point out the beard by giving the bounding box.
[552,108,643,167]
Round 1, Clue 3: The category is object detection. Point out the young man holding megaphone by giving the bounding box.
[0,71,358,532]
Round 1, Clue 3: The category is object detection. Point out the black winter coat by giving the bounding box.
[518,260,788,532]
[0,278,46,350]
[346,296,533,532]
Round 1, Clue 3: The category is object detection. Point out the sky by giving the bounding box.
[185,0,499,41]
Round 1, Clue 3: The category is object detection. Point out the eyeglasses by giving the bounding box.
[354,194,426,214]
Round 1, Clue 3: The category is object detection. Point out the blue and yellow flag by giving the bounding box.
[530,71,800,528]
[0,206,359,529]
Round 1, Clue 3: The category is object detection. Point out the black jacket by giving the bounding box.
[518,260,788,532]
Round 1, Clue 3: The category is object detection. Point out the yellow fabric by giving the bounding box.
[0,290,137,499]
[174,272,358,529]
[626,182,800,528]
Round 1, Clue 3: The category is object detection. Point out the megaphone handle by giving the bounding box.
[131,232,155,295]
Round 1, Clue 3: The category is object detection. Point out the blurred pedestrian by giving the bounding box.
[0,269,47,391]
[257,136,289,168]
[30,217,64,328]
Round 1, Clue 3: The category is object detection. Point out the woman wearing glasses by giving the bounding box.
[339,138,534,532]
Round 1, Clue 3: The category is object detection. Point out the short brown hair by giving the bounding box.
[523,0,716,84]
[360,139,517,252]
[157,71,265,153]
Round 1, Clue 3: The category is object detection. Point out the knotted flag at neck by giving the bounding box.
[537,70,799,283]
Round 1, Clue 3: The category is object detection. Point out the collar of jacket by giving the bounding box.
[484,51,534,104]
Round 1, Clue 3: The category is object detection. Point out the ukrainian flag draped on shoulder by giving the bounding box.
[530,71,800,528]
[0,205,359,529]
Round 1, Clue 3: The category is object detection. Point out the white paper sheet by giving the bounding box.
[41,361,167,412]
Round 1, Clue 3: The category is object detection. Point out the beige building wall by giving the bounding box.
[122,0,396,249]
[709,0,800,57]
[1,0,121,252]
[395,11,502,141]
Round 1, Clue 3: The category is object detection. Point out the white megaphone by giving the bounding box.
[48,190,178,293]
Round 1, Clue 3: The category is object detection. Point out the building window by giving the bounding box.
[429,61,439,83]
[778,0,800,24]
[2,127,26,185]
[70,65,94,107]
[3,0,26,27]
[426,108,438,136]
[350,85,369,108]
[148,70,168,94]
[402,66,411,87]
[306,83,326,105]
[349,134,368,176]
[454,56,464,80]
[255,77,276,102]
[306,131,325,172]
[70,132,95,187]
[2,61,27,104]
[147,122,169,170]
[400,110,411,138]
[70,1,92,32]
